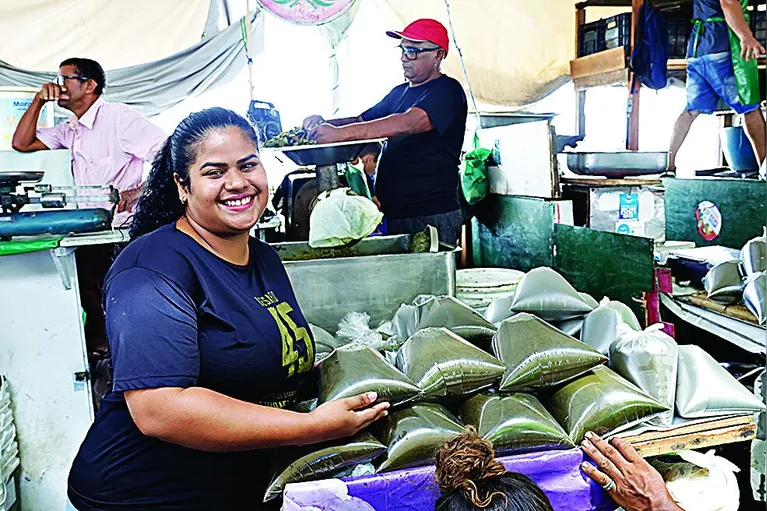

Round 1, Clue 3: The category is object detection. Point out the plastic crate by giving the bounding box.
[752,10,766,45]
[605,13,632,51]
[578,13,631,57]
[668,19,691,58]
[579,20,607,56]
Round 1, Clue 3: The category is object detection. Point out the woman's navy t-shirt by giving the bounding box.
[362,74,468,220]
[68,224,315,511]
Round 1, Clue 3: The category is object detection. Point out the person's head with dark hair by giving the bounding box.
[129,107,266,242]
[54,58,106,115]
[59,57,106,95]
[357,143,382,176]
[435,427,554,511]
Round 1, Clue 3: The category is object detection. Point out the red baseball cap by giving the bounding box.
[386,19,449,54]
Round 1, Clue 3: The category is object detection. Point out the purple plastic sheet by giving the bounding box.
[283,448,616,511]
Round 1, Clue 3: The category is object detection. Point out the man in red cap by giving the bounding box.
[303,18,468,244]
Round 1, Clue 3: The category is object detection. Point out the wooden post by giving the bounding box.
[627,0,642,150]
[575,5,587,138]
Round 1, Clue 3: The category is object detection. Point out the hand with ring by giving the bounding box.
[580,431,684,511]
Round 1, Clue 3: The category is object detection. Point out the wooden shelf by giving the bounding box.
[570,47,629,90]
[624,414,758,457]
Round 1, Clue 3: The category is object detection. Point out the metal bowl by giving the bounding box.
[566,152,668,178]
[276,138,386,167]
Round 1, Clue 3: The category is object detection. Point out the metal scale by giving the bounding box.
[0,171,117,240]
[274,138,385,241]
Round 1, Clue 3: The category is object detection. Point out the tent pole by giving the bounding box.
[246,0,255,103]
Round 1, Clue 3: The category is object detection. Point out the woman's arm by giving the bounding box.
[126,387,388,452]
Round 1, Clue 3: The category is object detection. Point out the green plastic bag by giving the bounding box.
[318,345,422,405]
[729,0,760,106]
[459,392,575,455]
[461,135,491,205]
[343,162,373,201]
[376,403,465,472]
[0,236,63,256]
[395,327,506,400]
[264,432,386,502]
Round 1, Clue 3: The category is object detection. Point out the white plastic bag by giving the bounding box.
[309,188,383,248]
[651,450,741,511]
[609,323,678,427]
[335,312,384,351]
[581,298,641,355]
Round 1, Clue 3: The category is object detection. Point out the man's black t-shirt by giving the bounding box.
[362,75,467,219]
[67,224,314,510]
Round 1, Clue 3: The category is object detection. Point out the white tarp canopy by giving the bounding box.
[0,0,622,114]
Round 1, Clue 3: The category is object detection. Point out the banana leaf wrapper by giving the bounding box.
[264,432,386,502]
[459,392,574,455]
[395,327,506,400]
[376,403,465,472]
[676,345,766,418]
[547,366,669,444]
[319,346,422,405]
[492,313,607,392]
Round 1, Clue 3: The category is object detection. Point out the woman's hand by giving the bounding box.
[307,392,389,443]
[581,431,684,511]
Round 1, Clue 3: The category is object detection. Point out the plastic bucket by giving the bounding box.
[0,87,55,151]
[721,126,758,171]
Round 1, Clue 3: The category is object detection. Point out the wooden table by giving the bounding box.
[624,415,757,457]
[683,291,760,326]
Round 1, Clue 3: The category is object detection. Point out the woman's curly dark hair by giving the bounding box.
[127,107,259,242]
[435,427,554,511]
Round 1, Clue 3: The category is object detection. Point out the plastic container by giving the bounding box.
[0,87,55,151]
[667,19,691,58]
[605,13,632,51]
[752,10,766,47]
[578,13,631,57]
[721,126,758,171]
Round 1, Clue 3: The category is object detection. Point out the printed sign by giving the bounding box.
[618,193,639,220]
[616,220,645,237]
[695,201,722,241]
[257,0,356,25]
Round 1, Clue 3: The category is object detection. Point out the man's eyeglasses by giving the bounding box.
[55,75,89,86]
[400,46,442,61]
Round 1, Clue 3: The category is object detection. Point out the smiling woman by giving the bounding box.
[65,108,390,511]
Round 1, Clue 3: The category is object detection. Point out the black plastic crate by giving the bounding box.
[668,19,691,58]
[752,9,766,45]
[578,13,631,57]
[605,13,632,51]
[579,20,607,56]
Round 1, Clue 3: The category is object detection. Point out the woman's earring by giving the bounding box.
[180,196,187,204]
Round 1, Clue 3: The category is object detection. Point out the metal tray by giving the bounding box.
[276,138,386,167]
[273,234,458,333]
[566,151,668,178]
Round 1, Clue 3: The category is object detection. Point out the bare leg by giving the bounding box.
[742,109,767,167]
[668,110,701,172]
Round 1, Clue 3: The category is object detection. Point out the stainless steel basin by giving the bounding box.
[273,235,459,332]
